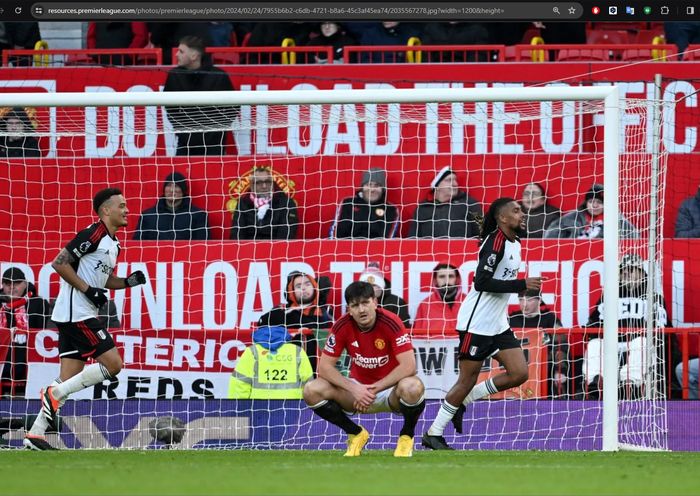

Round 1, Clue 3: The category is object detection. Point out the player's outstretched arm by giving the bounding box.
[105,271,146,290]
[371,350,417,393]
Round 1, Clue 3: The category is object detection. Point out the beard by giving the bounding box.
[436,285,458,303]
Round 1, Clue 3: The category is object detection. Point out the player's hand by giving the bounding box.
[83,286,108,307]
[351,383,376,412]
[525,277,543,291]
[125,271,146,288]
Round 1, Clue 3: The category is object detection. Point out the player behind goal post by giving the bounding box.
[422,197,543,450]
[303,281,425,457]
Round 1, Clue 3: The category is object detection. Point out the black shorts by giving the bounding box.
[457,328,521,361]
[56,318,116,361]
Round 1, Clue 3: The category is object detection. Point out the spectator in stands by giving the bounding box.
[163,35,237,156]
[583,254,670,399]
[134,172,210,241]
[0,22,41,66]
[231,166,299,240]
[0,108,41,158]
[509,289,569,397]
[675,186,700,237]
[247,22,319,63]
[358,264,411,329]
[257,271,333,372]
[665,22,700,59]
[544,183,639,239]
[207,22,235,47]
[346,22,423,63]
[86,22,149,65]
[413,263,464,334]
[149,22,211,64]
[228,325,313,399]
[520,182,560,238]
[676,358,699,399]
[306,22,356,63]
[409,166,482,238]
[421,22,491,62]
[1,267,52,397]
[329,168,399,239]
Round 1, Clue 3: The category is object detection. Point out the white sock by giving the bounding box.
[463,378,498,405]
[427,401,459,436]
[29,379,62,437]
[52,364,112,401]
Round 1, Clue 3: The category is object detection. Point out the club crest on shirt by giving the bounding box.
[374,338,385,350]
[487,254,497,266]
[79,241,91,253]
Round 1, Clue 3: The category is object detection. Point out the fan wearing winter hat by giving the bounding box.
[134,171,210,241]
[329,168,400,239]
[357,264,411,328]
[544,183,639,239]
[408,166,482,238]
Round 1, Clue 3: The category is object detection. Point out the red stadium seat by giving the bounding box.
[557,48,608,62]
[587,30,630,45]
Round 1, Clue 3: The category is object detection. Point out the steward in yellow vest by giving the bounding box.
[228,325,313,399]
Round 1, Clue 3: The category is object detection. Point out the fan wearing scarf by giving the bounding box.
[231,167,299,240]
[1,268,52,397]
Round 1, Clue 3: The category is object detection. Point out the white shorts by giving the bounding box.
[345,380,398,414]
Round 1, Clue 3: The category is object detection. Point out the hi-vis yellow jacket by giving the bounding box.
[228,343,313,399]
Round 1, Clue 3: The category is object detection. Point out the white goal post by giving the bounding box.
[1,85,668,452]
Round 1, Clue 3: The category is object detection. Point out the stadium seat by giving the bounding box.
[556,48,608,62]
[587,30,630,45]
[682,44,700,60]
[621,48,662,62]
[635,29,665,44]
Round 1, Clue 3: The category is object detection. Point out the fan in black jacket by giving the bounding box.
[231,167,298,240]
[0,108,41,158]
[163,35,237,156]
[330,168,399,239]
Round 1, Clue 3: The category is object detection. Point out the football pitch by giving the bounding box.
[1,450,699,496]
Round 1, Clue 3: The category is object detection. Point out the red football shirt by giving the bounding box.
[322,308,413,385]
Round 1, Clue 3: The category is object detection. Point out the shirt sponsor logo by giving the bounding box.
[353,353,389,369]
[395,334,411,346]
[374,338,385,350]
[97,330,106,340]
[484,265,494,273]
[72,248,82,258]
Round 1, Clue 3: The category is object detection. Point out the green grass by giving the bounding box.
[1,450,698,496]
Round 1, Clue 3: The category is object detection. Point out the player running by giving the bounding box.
[422,197,543,450]
[303,281,425,457]
[24,188,146,450]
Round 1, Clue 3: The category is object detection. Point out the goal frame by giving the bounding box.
[0,86,624,451]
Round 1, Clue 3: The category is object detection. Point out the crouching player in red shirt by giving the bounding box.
[303,281,425,457]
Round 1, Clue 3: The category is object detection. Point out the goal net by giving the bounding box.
[0,86,670,451]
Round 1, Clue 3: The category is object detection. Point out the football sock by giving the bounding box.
[427,401,459,436]
[463,378,498,405]
[399,396,425,437]
[310,400,362,435]
[52,364,112,401]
